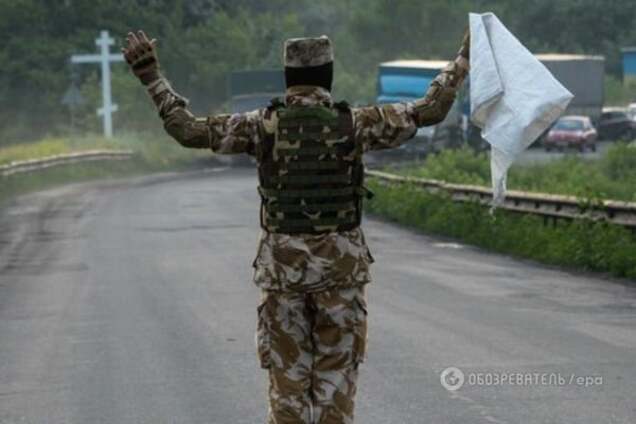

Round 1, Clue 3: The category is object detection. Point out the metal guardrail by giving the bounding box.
[0,150,135,177]
[365,169,636,228]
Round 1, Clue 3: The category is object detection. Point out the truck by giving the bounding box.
[227,70,286,114]
[375,60,465,159]
[535,54,605,121]
[373,55,605,155]
[523,54,605,147]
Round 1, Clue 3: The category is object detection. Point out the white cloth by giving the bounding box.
[469,12,573,204]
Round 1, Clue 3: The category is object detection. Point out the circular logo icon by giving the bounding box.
[440,366,465,391]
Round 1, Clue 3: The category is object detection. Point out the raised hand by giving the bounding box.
[448,28,470,88]
[122,30,160,85]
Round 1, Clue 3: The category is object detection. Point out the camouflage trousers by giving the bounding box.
[256,284,368,424]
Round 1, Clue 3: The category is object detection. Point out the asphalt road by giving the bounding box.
[1,167,635,424]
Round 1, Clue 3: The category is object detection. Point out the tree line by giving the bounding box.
[1,0,635,144]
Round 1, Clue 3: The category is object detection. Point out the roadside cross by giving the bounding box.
[71,30,124,138]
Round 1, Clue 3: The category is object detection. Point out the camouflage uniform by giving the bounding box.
[257,285,367,423]
[131,31,469,423]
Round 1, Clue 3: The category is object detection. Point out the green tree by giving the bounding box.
[1,0,636,144]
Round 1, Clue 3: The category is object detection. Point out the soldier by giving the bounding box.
[123,30,469,423]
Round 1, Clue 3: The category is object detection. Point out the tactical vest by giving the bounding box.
[257,99,368,235]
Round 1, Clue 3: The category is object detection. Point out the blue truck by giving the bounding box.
[377,60,450,104]
[376,60,465,157]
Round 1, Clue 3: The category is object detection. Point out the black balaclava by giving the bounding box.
[285,62,333,92]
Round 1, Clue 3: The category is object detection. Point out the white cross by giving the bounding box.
[71,30,124,138]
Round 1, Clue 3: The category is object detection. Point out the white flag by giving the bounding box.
[469,12,574,204]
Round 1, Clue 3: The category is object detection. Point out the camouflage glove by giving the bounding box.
[448,28,470,88]
[122,30,160,85]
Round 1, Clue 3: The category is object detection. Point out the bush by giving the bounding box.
[366,179,636,280]
[399,144,636,202]
[401,147,491,184]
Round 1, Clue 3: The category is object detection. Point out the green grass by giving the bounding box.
[373,144,636,279]
[1,159,147,205]
[396,143,636,202]
[0,137,108,165]
[0,132,211,166]
[365,179,636,280]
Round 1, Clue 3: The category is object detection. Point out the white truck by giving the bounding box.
[535,54,605,121]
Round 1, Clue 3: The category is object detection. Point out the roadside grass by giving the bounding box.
[0,132,214,206]
[395,143,636,202]
[0,137,108,165]
[365,179,636,280]
[1,158,149,204]
[0,132,210,166]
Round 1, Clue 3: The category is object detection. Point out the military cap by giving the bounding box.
[284,36,334,68]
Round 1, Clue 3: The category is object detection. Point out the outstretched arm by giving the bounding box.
[354,30,470,152]
[122,31,258,154]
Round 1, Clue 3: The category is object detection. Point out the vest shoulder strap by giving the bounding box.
[268,97,285,110]
[333,100,351,111]
[263,97,285,136]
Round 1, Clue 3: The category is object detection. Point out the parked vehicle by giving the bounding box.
[544,116,597,152]
[596,109,636,141]
[375,60,463,156]
[227,70,285,113]
[628,103,636,122]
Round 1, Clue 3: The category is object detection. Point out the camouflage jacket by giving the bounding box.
[146,55,468,292]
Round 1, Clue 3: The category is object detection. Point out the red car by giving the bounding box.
[544,116,597,152]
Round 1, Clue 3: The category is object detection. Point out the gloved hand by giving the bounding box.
[446,28,470,88]
[122,30,160,85]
